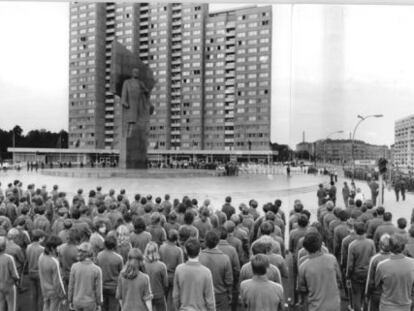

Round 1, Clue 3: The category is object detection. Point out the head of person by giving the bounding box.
[205,230,219,249]
[294,202,304,213]
[224,220,235,234]
[297,214,309,228]
[31,229,46,242]
[303,231,322,254]
[67,228,80,245]
[379,233,391,252]
[249,199,258,209]
[338,210,349,222]
[376,206,385,216]
[383,212,392,222]
[151,212,161,225]
[251,254,270,276]
[44,235,63,256]
[78,242,93,261]
[144,241,160,263]
[164,194,170,201]
[397,217,407,230]
[326,201,334,212]
[330,181,335,186]
[179,226,192,245]
[134,194,141,202]
[390,234,406,254]
[260,221,274,236]
[225,196,232,204]
[184,211,195,225]
[218,227,228,240]
[167,229,179,243]
[185,238,201,259]
[133,217,146,233]
[122,248,145,280]
[251,240,268,255]
[104,235,117,250]
[355,200,362,208]
[354,221,366,235]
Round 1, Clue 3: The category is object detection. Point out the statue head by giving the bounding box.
[132,68,139,79]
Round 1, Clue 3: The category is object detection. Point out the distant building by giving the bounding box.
[394,115,414,168]
[296,139,390,164]
[68,3,272,152]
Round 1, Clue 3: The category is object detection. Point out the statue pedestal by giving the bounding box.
[119,122,148,169]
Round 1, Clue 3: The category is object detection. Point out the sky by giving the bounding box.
[0,2,413,148]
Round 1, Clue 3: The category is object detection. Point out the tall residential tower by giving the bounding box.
[68,3,272,151]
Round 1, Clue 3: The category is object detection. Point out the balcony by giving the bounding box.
[225,79,235,85]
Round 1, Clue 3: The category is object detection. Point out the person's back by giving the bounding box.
[298,232,341,311]
[96,237,123,311]
[240,254,284,311]
[375,234,414,311]
[172,238,215,311]
[68,242,103,310]
[199,232,233,310]
[130,230,152,253]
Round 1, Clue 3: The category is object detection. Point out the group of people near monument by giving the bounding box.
[0,178,414,311]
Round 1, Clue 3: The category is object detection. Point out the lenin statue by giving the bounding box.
[119,67,155,169]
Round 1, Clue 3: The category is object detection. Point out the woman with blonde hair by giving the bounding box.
[116,225,131,263]
[144,242,168,311]
[116,248,153,311]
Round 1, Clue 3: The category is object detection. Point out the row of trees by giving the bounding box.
[0,125,68,160]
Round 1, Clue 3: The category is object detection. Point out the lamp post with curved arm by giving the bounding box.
[351,114,383,180]
[324,130,344,164]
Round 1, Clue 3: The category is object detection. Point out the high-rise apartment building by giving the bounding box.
[68,3,272,151]
[394,115,414,168]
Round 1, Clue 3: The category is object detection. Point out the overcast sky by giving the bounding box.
[0,2,413,148]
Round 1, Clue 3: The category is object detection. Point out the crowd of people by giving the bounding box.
[0,178,413,311]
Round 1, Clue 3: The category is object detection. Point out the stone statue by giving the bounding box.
[119,67,155,169]
[121,68,154,138]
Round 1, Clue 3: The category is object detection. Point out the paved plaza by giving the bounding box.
[1,169,412,224]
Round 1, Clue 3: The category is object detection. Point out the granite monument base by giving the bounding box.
[119,122,148,169]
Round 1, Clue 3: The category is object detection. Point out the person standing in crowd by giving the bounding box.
[26,229,45,311]
[346,222,376,311]
[144,242,168,311]
[173,238,215,311]
[96,236,123,311]
[240,254,284,311]
[375,234,414,311]
[365,234,391,311]
[116,248,153,311]
[0,236,19,311]
[38,235,66,311]
[68,242,103,311]
[159,230,183,311]
[297,231,341,311]
[199,231,233,311]
[342,182,350,208]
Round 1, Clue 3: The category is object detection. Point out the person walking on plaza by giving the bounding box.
[144,242,168,311]
[368,178,379,206]
[96,236,123,311]
[172,238,215,311]
[328,181,337,206]
[68,242,103,311]
[199,231,233,311]
[38,235,67,311]
[116,248,153,311]
[0,236,19,311]
[375,234,414,311]
[317,184,326,206]
[342,182,350,208]
[297,231,342,311]
[240,254,284,311]
[346,222,376,311]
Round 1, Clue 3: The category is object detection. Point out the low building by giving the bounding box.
[296,139,390,164]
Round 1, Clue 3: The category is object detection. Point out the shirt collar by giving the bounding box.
[188,257,199,263]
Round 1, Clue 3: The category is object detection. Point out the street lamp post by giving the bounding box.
[351,114,383,180]
[324,130,344,164]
